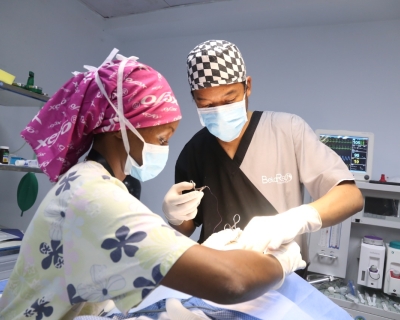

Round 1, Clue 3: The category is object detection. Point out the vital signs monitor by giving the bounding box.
[315,129,374,181]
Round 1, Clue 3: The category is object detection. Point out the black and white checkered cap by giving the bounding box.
[187,40,246,91]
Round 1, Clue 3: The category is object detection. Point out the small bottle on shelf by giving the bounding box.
[0,146,10,164]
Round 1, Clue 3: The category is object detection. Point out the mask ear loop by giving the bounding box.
[77,47,131,152]
[94,56,146,166]
[116,59,170,172]
[117,58,132,157]
[95,56,169,175]
[116,59,146,142]
[92,52,142,141]
[72,48,120,76]
[84,49,143,171]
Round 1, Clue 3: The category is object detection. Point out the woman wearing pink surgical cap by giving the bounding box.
[0,50,288,319]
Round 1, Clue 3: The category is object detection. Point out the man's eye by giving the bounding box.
[159,138,168,145]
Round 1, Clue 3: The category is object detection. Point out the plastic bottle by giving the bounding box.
[345,293,359,303]
[339,286,348,295]
[347,280,356,296]
[15,160,38,167]
[328,287,335,294]
[0,146,9,164]
[372,294,376,307]
[365,292,373,306]
[357,291,365,304]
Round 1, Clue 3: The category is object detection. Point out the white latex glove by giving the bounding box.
[162,182,204,225]
[201,228,243,251]
[239,204,322,252]
[166,298,205,320]
[266,241,307,290]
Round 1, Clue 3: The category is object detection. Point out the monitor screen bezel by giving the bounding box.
[315,129,374,181]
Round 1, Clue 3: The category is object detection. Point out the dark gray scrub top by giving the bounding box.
[175,111,354,245]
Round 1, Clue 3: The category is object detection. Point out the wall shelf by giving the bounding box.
[0,82,49,103]
[0,164,42,174]
[356,180,400,193]
[0,81,48,174]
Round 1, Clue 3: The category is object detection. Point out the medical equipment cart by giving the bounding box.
[308,181,400,320]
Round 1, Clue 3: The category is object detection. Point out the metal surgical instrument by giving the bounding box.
[224,214,240,230]
[223,214,241,245]
[190,180,207,192]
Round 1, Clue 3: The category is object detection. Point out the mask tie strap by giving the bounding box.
[94,55,147,170]
[72,48,120,76]
[116,58,133,157]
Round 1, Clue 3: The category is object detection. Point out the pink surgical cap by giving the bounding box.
[21,56,182,182]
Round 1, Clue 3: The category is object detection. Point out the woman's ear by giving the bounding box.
[114,131,123,140]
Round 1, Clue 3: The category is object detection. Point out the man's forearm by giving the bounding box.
[309,181,363,227]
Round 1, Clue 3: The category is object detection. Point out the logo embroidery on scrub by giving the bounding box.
[262,173,293,184]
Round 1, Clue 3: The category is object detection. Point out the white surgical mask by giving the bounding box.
[94,51,169,182]
[197,94,247,142]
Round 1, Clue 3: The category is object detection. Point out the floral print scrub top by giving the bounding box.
[0,161,196,319]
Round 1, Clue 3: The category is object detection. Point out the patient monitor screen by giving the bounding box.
[319,134,369,173]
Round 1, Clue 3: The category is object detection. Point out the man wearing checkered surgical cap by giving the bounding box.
[162,40,363,278]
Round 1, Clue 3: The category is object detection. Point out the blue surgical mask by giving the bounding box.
[197,94,247,142]
[124,141,169,182]
[95,53,169,182]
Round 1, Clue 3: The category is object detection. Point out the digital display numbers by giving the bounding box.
[320,135,369,172]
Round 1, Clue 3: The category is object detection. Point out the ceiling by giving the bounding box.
[94,0,400,42]
[79,0,230,18]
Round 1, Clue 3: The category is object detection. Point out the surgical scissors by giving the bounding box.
[223,214,241,245]
[224,214,240,230]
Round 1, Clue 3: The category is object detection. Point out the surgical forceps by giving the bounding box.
[190,180,207,192]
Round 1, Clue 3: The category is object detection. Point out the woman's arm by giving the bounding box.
[169,220,196,237]
[160,244,283,304]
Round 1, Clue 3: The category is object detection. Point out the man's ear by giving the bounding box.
[246,76,252,97]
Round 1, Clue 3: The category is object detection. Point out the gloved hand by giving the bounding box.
[239,204,322,252]
[265,241,307,290]
[162,182,204,225]
[202,228,243,251]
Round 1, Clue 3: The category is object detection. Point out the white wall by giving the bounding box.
[2,1,400,242]
[0,0,120,230]
[118,20,400,242]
